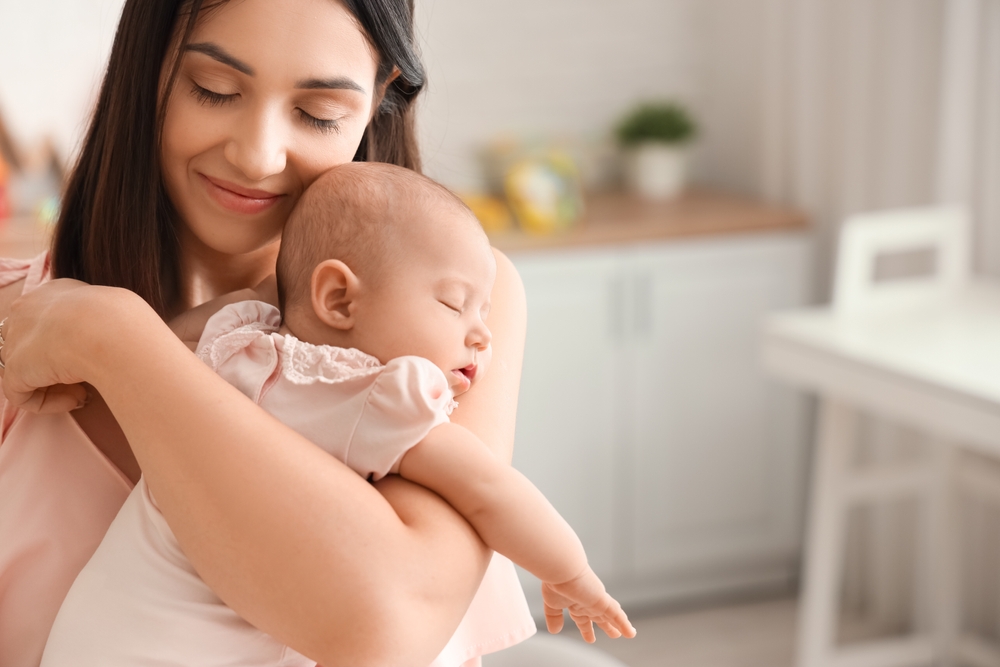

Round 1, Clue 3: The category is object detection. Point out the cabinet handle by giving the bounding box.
[634,272,652,337]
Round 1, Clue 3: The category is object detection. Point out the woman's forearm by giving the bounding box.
[74,292,488,665]
[2,253,527,665]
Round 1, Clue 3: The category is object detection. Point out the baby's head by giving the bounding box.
[276,162,496,395]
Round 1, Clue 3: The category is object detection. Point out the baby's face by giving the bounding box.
[354,210,497,396]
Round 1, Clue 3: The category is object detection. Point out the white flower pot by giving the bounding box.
[625,143,688,200]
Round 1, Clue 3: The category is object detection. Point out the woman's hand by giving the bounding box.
[0,279,148,413]
[168,274,279,350]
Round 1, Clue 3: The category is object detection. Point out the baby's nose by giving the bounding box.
[468,322,492,349]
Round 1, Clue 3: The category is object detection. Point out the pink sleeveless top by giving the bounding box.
[0,252,134,667]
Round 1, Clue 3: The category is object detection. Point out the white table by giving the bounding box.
[762,282,1000,667]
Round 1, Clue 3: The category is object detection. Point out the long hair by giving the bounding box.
[51,0,426,316]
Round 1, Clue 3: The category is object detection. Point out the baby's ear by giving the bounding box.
[311,259,359,330]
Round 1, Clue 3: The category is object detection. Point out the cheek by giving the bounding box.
[294,119,370,188]
[161,94,226,177]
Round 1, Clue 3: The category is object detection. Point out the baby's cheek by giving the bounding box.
[477,345,494,382]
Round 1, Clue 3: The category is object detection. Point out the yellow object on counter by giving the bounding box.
[503,152,583,235]
[461,194,513,233]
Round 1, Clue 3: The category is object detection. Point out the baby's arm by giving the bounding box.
[396,422,636,643]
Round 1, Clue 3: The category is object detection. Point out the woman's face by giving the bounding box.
[161,0,381,259]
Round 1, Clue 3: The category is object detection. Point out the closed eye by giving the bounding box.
[439,300,461,314]
[297,109,341,134]
[191,83,237,106]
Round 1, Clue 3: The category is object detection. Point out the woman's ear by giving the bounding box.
[369,67,401,121]
[311,259,360,330]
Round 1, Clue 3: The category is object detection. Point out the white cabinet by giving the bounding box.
[509,233,812,613]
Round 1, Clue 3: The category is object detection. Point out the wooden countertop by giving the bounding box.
[0,190,809,260]
[488,189,809,253]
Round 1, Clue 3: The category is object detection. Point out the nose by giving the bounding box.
[467,319,492,351]
[224,103,288,182]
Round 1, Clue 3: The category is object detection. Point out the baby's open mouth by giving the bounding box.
[453,364,477,383]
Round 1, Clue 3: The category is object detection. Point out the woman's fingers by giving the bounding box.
[13,384,89,413]
[0,279,138,407]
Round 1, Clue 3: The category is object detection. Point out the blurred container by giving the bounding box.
[503,152,583,235]
[9,139,62,221]
[461,193,513,234]
[623,143,688,200]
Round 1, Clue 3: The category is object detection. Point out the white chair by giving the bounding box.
[482,634,630,667]
[796,206,994,667]
[832,206,969,312]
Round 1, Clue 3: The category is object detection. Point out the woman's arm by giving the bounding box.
[0,251,526,667]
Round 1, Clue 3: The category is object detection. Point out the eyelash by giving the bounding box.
[190,83,341,134]
[191,83,234,107]
[297,109,341,134]
[440,301,462,314]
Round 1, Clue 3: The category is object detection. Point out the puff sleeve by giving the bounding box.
[345,356,456,481]
[195,301,282,403]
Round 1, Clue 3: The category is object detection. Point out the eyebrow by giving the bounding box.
[184,42,367,94]
[185,42,253,76]
[296,77,366,94]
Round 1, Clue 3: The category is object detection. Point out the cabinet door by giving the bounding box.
[510,251,624,588]
[626,235,811,578]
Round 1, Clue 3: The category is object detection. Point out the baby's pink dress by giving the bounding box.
[40,300,535,667]
[0,253,135,667]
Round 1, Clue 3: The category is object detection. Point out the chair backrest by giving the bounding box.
[832,206,970,313]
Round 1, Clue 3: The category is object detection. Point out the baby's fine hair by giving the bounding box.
[276,162,480,314]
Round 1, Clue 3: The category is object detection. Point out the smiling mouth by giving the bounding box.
[201,174,283,215]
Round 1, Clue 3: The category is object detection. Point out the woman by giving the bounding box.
[0,1,528,665]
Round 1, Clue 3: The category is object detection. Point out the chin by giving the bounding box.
[184,218,283,258]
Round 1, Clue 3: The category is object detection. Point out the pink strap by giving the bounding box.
[0,251,49,293]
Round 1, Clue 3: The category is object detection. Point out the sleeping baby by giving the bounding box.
[41,162,634,667]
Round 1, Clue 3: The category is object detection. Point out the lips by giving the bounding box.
[200,174,283,215]
[451,364,477,392]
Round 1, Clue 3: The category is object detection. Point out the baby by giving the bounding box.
[41,163,634,667]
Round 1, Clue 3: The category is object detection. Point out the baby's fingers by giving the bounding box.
[599,604,637,639]
[544,604,565,635]
[595,618,623,639]
[570,612,596,644]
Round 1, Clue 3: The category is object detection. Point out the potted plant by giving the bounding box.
[617,101,697,200]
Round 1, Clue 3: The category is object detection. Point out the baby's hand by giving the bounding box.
[541,567,636,643]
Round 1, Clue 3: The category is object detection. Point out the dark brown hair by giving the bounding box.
[52,0,426,316]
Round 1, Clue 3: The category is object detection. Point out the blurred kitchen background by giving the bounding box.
[3,1,1000,666]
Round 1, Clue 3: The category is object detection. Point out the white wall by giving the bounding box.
[0,0,701,187]
[4,1,982,276]
[0,0,126,161]
[414,0,699,191]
